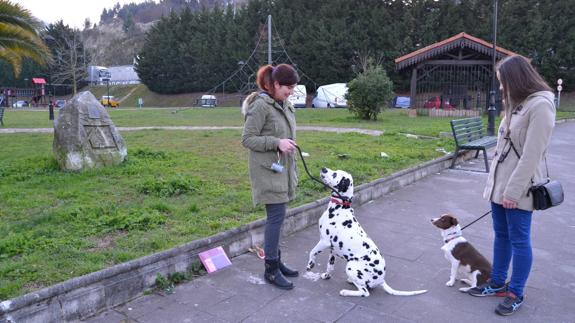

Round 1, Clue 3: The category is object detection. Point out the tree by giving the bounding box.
[0,0,51,77]
[347,61,393,121]
[45,21,90,95]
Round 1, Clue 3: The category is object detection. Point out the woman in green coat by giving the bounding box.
[241,64,300,290]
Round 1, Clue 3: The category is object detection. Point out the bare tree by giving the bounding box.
[45,21,89,95]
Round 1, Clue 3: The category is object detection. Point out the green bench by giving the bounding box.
[450,116,497,172]
[0,107,4,126]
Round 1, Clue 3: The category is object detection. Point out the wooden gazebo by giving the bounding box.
[395,33,518,116]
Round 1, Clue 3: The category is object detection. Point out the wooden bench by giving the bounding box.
[0,107,4,126]
[450,117,497,172]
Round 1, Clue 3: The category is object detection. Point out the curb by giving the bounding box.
[0,151,475,323]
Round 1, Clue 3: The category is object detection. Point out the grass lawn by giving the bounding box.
[0,107,572,300]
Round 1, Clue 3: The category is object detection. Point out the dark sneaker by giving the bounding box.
[468,281,508,297]
[495,293,524,316]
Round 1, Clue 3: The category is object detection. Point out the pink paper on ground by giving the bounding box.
[198,246,232,273]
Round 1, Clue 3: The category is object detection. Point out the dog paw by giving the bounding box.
[445,280,455,287]
[339,290,349,297]
[320,273,331,280]
[459,287,471,292]
[460,279,472,285]
[306,262,315,271]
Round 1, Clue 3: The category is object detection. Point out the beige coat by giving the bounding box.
[483,91,556,211]
[241,92,298,206]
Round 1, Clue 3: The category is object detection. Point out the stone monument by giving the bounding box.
[53,91,127,171]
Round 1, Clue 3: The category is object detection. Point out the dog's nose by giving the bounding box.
[321,168,328,173]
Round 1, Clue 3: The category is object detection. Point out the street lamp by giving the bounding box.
[556,79,563,108]
[487,0,499,136]
[104,78,111,107]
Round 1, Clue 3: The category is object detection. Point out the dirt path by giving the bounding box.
[0,126,384,136]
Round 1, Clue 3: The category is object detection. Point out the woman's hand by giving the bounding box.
[278,138,296,153]
[502,198,518,209]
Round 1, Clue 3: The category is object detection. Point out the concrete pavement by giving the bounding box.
[82,121,575,323]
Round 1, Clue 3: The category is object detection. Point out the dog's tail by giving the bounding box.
[381,281,427,296]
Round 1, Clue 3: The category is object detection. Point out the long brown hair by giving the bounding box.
[255,64,299,96]
[496,55,552,110]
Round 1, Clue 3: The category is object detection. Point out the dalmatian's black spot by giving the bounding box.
[330,222,336,225]
[362,255,371,261]
[335,177,351,193]
[329,213,335,219]
[342,220,352,228]
[325,229,330,235]
[334,205,341,210]
[339,241,344,249]
[329,256,335,265]
[378,270,383,275]
[333,235,338,242]
[332,173,337,179]
[374,260,379,264]
[372,275,378,280]
[369,263,375,267]
[363,242,370,249]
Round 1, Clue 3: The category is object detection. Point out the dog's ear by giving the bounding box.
[336,177,351,193]
[449,215,459,226]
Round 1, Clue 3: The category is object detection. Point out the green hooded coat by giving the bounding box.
[241,92,298,206]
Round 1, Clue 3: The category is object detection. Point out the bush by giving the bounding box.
[347,64,394,120]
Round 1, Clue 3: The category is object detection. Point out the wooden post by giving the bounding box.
[410,67,417,109]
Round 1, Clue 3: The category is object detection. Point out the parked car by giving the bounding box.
[288,85,307,108]
[12,100,29,108]
[423,96,455,109]
[54,100,66,108]
[393,96,411,109]
[100,96,120,108]
[312,83,348,108]
[199,94,217,107]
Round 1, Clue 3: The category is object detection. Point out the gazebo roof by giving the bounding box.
[395,32,518,70]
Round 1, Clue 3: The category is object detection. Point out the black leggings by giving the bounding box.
[264,203,286,261]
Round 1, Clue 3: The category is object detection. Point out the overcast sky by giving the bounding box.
[18,0,153,29]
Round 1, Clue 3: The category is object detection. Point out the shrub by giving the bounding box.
[347,64,394,120]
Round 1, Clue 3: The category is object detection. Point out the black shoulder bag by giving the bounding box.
[507,139,564,210]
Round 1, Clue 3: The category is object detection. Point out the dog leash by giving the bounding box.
[461,210,492,230]
[294,145,347,201]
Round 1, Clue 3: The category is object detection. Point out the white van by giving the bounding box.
[312,83,348,108]
[200,94,217,107]
[288,85,307,108]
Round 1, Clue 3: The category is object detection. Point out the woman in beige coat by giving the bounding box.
[241,64,300,290]
[468,56,555,316]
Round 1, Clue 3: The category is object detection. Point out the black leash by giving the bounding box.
[294,145,347,201]
[461,210,492,230]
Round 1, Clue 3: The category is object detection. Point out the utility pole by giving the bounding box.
[487,0,498,136]
[268,15,272,65]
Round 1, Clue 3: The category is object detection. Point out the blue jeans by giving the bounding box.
[490,202,533,298]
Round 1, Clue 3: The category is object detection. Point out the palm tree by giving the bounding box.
[0,0,52,77]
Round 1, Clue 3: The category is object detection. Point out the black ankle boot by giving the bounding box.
[264,259,294,290]
[278,250,299,277]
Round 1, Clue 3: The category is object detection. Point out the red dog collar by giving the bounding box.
[330,197,352,207]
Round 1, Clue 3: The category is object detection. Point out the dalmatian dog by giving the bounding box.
[306,168,428,297]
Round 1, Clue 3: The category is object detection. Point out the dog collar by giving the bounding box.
[330,197,352,207]
[443,225,462,243]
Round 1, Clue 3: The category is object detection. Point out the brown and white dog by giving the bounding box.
[306,167,427,297]
[431,214,491,292]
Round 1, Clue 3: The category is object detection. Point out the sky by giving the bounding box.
[18,0,154,29]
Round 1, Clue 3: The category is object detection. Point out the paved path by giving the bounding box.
[0,126,384,136]
[82,121,575,322]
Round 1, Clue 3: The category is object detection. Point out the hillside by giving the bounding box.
[85,84,245,108]
[83,0,249,66]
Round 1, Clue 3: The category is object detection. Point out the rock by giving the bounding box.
[53,91,127,171]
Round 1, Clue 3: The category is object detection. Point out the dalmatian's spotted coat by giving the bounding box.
[306,168,428,297]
